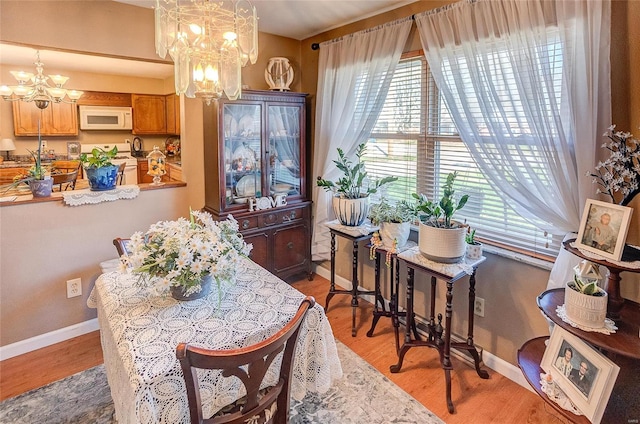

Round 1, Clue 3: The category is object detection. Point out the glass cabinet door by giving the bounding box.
[267,104,302,199]
[222,103,262,208]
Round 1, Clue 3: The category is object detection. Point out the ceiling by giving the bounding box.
[0,0,417,80]
[115,0,419,40]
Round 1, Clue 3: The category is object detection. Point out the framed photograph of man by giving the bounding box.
[575,199,633,261]
[541,327,620,424]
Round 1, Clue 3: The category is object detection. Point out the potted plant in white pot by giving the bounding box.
[564,260,608,329]
[368,198,416,249]
[317,143,397,226]
[80,146,119,191]
[413,171,469,263]
[465,227,483,260]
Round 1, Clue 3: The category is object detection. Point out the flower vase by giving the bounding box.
[170,274,213,301]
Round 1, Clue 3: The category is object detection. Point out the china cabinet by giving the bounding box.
[203,90,311,281]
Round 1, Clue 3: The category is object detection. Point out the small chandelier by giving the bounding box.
[154,0,258,104]
[0,50,83,110]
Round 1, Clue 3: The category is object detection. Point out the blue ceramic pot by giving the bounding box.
[85,165,118,191]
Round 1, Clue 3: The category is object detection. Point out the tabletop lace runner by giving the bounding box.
[62,185,140,206]
[325,219,379,237]
[88,259,342,424]
[569,242,640,269]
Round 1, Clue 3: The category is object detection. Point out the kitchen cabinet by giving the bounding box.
[165,94,180,136]
[131,94,181,135]
[132,94,166,135]
[202,90,311,281]
[12,101,78,136]
[77,91,131,107]
[167,162,182,182]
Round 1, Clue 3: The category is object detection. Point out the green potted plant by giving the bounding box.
[80,146,119,191]
[1,125,52,197]
[317,143,397,226]
[413,171,469,263]
[564,260,607,329]
[465,227,483,260]
[368,199,416,249]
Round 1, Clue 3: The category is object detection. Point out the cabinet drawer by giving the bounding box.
[272,224,309,273]
[260,208,303,227]
[238,216,259,231]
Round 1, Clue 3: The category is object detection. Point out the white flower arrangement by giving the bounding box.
[121,209,252,297]
[587,125,640,206]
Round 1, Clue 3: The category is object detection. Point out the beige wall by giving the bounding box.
[0,0,638,367]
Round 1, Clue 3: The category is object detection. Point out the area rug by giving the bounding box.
[0,341,443,424]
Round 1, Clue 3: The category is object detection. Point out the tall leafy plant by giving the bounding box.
[317,143,397,199]
[412,171,469,228]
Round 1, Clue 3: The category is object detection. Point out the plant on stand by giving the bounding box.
[317,143,397,226]
[564,260,608,329]
[465,227,483,260]
[413,171,470,263]
[80,146,119,191]
[368,198,416,266]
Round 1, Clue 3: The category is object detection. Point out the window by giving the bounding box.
[364,54,561,258]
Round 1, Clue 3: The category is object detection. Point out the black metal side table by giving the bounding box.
[324,220,376,337]
[367,240,418,353]
[390,246,489,413]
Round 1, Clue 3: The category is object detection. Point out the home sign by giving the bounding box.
[248,194,287,211]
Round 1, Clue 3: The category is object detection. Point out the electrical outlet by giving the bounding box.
[474,297,485,317]
[66,278,82,298]
[41,139,48,150]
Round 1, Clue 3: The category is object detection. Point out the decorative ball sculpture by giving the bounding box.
[147,146,166,186]
[265,57,294,91]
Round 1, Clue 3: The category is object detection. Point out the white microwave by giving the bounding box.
[79,106,133,130]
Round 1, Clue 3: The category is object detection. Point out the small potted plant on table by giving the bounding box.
[465,227,483,260]
[80,146,119,191]
[564,260,608,329]
[317,143,397,226]
[413,171,469,263]
[368,198,416,249]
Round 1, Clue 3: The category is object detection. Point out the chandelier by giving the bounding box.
[154,0,258,104]
[0,50,83,110]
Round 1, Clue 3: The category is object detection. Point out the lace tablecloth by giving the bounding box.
[87,258,342,424]
[397,246,485,277]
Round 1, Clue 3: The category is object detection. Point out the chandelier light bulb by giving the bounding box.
[193,64,205,82]
[205,65,218,82]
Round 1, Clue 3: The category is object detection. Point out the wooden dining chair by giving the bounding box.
[113,238,131,257]
[116,162,126,185]
[52,169,79,191]
[176,296,316,424]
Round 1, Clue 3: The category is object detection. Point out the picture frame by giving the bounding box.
[541,326,620,424]
[575,198,633,261]
[67,142,81,160]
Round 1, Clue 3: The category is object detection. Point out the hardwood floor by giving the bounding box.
[0,275,566,423]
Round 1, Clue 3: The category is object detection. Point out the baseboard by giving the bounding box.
[0,318,99,361]
[312,264,534,393]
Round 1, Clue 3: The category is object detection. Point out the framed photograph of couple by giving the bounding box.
[541,326,620,424]
[575,199,633,261]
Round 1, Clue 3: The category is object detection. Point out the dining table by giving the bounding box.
[88,257,343,424]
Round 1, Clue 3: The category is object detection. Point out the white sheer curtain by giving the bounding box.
[416,0,611,296]
[311,17,412,261]
[415,0,611,238]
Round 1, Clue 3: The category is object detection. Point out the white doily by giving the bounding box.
[539,373,583,416]
[325,219,379,237]
[398,246,484,278]
[569,242,640,269]
[62,185,140,206]
[556,304,618,334]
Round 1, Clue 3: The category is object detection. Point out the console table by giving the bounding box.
[390,247,489,413]
[324,220,377,336]
[367,241,418,353]
[517,288,640,423]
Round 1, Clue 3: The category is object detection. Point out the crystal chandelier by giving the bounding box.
[0,50,83,110]
[154,0,258,104]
